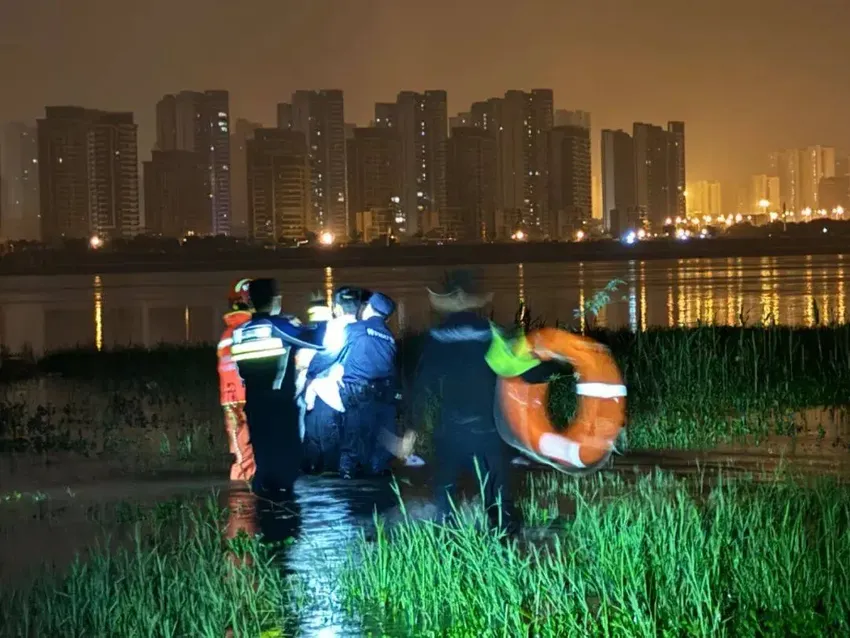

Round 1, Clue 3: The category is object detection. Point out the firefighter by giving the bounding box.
[217,278,255,482]
[410,269,517,532]
[231,278,324,499]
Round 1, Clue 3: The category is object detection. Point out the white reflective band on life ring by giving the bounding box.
[218,338,233,349]
[538,433,586,468]
[575,383,628,399]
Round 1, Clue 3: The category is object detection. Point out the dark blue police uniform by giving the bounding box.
[337,312,397,477]
[231,312,323,497]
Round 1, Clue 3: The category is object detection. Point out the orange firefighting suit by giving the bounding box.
[217,309,256,481]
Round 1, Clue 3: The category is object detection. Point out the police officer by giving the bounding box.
[410,269,516,532]
[360,292,401,475]
[231,278,324,499]
[332,288,397,478]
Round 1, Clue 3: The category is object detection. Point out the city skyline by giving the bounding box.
[1,0,848,193]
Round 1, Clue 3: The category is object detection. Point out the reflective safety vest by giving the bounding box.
[217,310,252,405]
[484,323,542,378]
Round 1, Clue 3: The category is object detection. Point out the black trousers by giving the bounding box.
[244,397,301,496]
[433,425,514,529]
[302,398,341,473]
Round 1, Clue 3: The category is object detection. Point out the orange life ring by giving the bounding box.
[497,327,626,472]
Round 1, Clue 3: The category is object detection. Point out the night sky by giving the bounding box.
[1,0,848,196]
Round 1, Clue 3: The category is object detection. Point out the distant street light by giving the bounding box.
[89,235,103,249]
[319,231,335,246]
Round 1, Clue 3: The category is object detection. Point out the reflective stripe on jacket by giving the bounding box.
[217,310,252,405]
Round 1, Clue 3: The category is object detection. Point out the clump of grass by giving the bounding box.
[342,471,850,636]
[0,496,297,637]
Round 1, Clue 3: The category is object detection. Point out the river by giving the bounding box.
[0,254,846,354]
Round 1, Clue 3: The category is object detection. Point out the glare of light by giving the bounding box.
[675,227,688,240]
[802,207,812,217]
[769,211,778,221]
[835,206,845,216]
[89,235,103,249]
[683,190,689,198]
[512,230,526,241]
[637,228,647,239]
[700,228,708,237]
[664,217,673,226]
[817,208,827,216]
[675,216,683,224]
[575,229,585,241]
[724,215,733,225]
[703,215,712,223]
[823,227,828,234]
[623,231,637,245]
[319,231,335,246]
[758,199,770,209]
[734,213,743,223]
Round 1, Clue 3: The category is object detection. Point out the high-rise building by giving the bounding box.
[0,122,40,240]
[633,121,685,228]
[667,121,686,218]
[499,89,553,231]
[554,109,591,130]
[230,119,262,238]
[600,129,636,231]
[768,149,801,213]
[817,176,850,212]
[143,150,210,237]
[276,103,293,129]
[835,154,849,177]
[37,107,140,242]
[346,127,402,240]
[686,180,723,219]
[247,128,310,242]
[393,90,448,235]
[800,145,836,210]
[155,90,232,234]
[290,90,347,237]
[445,127,499,241]
[591,174,602,220]
[634,121,668,227]
[548,125,592,238]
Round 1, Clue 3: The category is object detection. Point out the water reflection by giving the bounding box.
[324,266,334,308]
[93,275,103,351]
[2,256,849,354]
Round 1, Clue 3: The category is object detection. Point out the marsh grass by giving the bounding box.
[0,496,298,638]
[342,471,850,637]
[1,326,849,465]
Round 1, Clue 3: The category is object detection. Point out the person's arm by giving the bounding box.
[271,315,326,350]
[408,343,439,432]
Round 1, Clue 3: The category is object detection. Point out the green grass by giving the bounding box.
[1,325,849,463]
[342,471,850,637]
[0,496,299,638]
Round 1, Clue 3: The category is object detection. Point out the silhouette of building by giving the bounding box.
[800,145,835,210]
[38,107,140,242]
[291,90,347,237]
[230,119,262,238]
[246,129,310,242]
[768,149,801,213]
[276,102,293,129]
[143,150,210,237]
[155,90,232,234]
[0,122,40,240]
[445,127,499,241]
[346,127,402,241]
[601,129,636,232]
[687,180,723,219]
[548,125,592,238]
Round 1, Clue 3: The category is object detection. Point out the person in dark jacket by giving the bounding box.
[411,270,516,531]
[231,278,324,499]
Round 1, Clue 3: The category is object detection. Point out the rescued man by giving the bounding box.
[231,278,324,499]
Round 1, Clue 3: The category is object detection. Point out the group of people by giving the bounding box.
[217,278,404,492]
[217,270,537,532]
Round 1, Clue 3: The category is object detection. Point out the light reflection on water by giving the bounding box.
[2,255,848,354]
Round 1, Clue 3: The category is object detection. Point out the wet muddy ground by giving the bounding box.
[1,408,848,636]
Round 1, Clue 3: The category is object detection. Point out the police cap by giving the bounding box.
[368,292,396,317]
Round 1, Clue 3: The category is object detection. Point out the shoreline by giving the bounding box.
[0,236,845,277]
